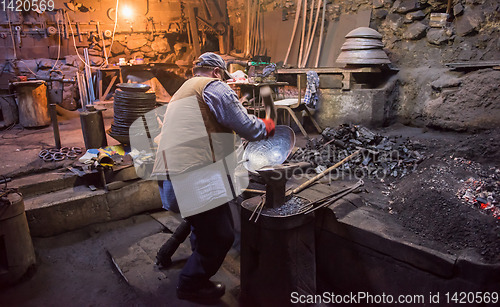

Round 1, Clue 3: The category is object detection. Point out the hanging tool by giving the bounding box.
[62,9,68,39]
[14,26,22,47]
[201,0,213,19]
[187,4,201,57]
[76,22,83,42]
[97,21,108,64]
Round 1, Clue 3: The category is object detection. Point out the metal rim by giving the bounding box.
[243,125,296,173]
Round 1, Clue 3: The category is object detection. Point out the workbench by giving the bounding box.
[276,66,387,91]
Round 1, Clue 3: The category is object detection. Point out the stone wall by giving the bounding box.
[372,0,500,130]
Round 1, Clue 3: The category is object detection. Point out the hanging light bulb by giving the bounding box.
[121,5,134,19]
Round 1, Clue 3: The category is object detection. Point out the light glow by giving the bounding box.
[121,5,133,19]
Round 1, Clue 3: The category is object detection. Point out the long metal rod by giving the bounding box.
[77,72,86,112]
[301,0,315,67]
[84,48,95,104]
[48,103,61,149]
[315,0,326,67]
[302,0,322,68]
[83,49,90,104]
[245,0,251,56]
[298,0,307,67]
[303,180,363,214]
[284,0,303,65]
[79,71,89,109]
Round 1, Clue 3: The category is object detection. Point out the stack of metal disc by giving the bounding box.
[336,27,391,65]
[108,83,160,144]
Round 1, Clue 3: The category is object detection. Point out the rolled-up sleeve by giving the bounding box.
[203,81,267,141]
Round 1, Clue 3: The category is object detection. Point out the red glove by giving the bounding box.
[261,118,275,138]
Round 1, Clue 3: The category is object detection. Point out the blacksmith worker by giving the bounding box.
[151,52,275,301]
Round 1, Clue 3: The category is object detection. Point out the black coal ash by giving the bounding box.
[261,196,310,216]
[287,124,426,180]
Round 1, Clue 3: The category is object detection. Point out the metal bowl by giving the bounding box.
[336,49,391,64]
[116,83,151,92]
[345,27,383,39]
[243,125,296,173]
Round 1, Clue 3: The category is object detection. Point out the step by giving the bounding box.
[108,232,240,307]
[24,179,163,237]
[11,164,140,198]
[10,171,79,198]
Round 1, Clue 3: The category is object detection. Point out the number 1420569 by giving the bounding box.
[2,0,55,12]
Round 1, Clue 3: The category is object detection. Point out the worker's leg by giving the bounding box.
[156,220,191,267]
[178,203,234,291]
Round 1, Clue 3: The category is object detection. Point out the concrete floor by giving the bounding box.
[0,104,118,179]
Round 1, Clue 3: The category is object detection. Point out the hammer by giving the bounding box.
[259,86,277,121]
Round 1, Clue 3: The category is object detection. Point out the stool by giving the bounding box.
[274,98,322,139]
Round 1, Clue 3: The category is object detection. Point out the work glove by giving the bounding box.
[261,118,275,138]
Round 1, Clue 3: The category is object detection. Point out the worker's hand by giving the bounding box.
[261,118,275,138]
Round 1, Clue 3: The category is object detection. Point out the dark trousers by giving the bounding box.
[178,203,235,290]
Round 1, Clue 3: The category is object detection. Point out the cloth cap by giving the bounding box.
[194,52,231,80]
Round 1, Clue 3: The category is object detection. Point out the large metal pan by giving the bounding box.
[243,125,296,173]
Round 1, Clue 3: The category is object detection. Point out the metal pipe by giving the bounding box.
[315,0,326,67]
[48,103,61,149]
[77,73,86,112]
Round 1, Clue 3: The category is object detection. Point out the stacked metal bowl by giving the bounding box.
[108,83,160,144]
[336,27,391,65]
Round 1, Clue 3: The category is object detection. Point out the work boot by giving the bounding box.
[156,220,191,268]
[177,281,226,301]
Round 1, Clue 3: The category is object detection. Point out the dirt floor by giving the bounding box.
[295,123,500,264]
[2,122,500,306]
[376,124,500,263]
[0,214,158,307]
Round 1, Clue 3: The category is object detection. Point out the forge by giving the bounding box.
[240,162,316,307]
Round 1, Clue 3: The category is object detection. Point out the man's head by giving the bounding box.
[192,52,231,81]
